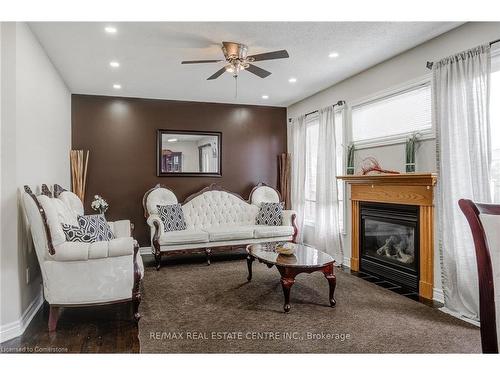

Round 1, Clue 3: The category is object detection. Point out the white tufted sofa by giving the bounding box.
[143,183,297,269]
[22,184,143,331]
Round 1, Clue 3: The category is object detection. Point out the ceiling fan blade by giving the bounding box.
[207,67,227,80]
[247,50,289,61]
[181,59,223,64]
[246,64,272,78]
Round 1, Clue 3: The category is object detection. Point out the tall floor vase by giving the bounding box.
[70,149,89,203]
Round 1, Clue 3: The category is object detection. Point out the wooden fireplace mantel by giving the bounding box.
[337,173,437,299]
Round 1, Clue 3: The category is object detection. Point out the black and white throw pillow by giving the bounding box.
[256,202,284,226]
[157,204,187,232]
[61,223,98,243]
[77,214,115,241]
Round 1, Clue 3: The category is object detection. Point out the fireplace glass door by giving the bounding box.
[360,202,419,291]
[363,218,417,271]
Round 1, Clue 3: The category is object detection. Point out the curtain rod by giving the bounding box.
[288,100,345,123]
[426,38,500,70]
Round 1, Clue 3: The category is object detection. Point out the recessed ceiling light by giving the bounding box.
[109,61,120,68]
[113,84,121,89]
[261,95,269,100]
[167,138,178,142]
[328,51,339,58]
[105,26,117,34]
[288,77,297,83]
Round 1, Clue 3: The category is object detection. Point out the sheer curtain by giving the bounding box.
[290,115,307,244]
[311,106,343,263]
[433,44,492,320]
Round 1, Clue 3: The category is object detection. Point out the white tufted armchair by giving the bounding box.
[22,184,143,331]
[143,183,298,270]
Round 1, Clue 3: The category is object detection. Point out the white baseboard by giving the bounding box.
[0,287,44,343]
[139,246,152,256]
[433,287,444,303]
[439,307,480,326]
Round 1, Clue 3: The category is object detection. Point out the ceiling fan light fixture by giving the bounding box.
[225,61,249,76]
[183,41,289,81]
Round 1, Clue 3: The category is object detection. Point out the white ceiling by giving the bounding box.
[29,22,462,107]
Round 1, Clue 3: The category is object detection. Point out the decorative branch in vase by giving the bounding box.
[70,149,89,202]
[405,133,421,173]
[91,195,109,215]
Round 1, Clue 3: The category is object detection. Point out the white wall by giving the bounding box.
[0,22,71,342]
[287,22,500,300]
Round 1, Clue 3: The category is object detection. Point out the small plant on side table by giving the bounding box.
[91,195,109,214]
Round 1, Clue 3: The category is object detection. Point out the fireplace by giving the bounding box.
[337,173,437,299]
[360,202,419,292]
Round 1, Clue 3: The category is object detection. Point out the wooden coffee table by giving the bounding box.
[246,242,337,313]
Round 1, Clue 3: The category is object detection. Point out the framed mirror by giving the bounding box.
[157,130,222,177]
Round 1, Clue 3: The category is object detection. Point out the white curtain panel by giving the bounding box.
[433,44,492,320]
[290,115,307,243]
[312,106,344,263]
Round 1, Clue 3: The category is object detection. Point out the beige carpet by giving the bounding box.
[138,256,480,353]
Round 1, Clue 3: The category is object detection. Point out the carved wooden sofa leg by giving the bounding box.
[155,252,162,271]
[132,242,142,322]
[48,306,60,332]
[132,299,141,322]
[205,248,212,266]
[152,221,162,270]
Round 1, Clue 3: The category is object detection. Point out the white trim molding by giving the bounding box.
[139,246,152,256]
[352,129,435,150]
[433,287,444,304]
[439,307,480,327]
[0,286,44,343]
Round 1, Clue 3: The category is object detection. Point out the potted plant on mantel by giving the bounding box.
[405,133,420,173]
[346,143,355,175]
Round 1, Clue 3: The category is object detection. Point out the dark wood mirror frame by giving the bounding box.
[156,129,222,177]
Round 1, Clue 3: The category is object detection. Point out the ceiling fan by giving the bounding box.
[181,41,289,80]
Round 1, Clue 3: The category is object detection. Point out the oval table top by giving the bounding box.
[247,242,335,268]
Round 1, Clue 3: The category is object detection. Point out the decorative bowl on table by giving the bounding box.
[276,253,298,265]
[275,242,297,256]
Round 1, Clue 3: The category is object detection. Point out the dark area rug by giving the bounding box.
[138,256,480,353]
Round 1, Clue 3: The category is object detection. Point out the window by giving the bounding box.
[490,53,500,202]
[351,81,432,147]
[304,110,344,230]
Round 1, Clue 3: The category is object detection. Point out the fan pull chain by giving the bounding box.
[234,75,238,98]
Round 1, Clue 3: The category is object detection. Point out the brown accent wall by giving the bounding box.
[71,94,287,246]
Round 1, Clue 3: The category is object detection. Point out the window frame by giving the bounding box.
[349,75,435,149]
[303,108,346,234]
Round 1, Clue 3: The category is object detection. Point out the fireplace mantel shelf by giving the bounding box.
[337,173,437,186]
[337,172,437,300]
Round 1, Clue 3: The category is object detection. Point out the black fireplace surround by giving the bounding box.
[360,202,420,292]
